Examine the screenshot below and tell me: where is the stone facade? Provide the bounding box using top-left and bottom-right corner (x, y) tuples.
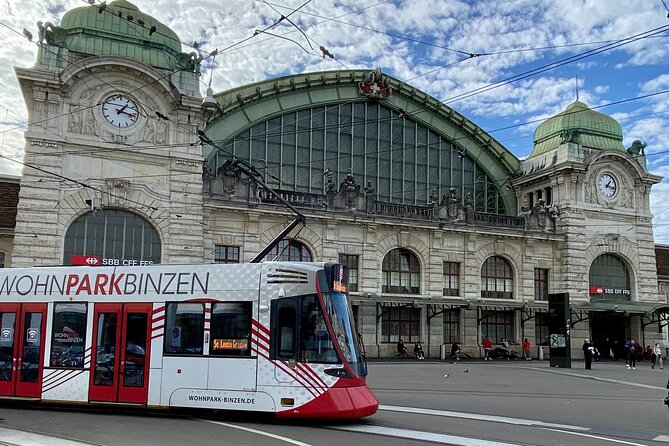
(5, 1), (668, 363)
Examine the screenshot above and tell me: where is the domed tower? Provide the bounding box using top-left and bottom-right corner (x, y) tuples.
(530, 100), (626, 156)
(516, 99), (663, 348)
(12, 0), (206, 267)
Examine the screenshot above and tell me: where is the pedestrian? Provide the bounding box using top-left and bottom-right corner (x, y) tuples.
(582, 338), (593, 370)
(413, 341), (425, 360)
(449, 342), (461, 361)
(627, 339), (637, 369)
(396, 338), (408, 359)
(645, 345), (654, 361)
(653, 342), (664, 370)
(624, 338), (632, 366)
(482, 336), (492, 361)
(522, 338), (532, 361)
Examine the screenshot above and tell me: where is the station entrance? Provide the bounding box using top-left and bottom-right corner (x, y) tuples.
(590, 312), (628, 360)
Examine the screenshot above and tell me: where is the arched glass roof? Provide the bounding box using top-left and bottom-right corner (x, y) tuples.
(204, 70), (519, 215)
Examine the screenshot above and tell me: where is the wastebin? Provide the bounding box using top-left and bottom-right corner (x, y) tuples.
(538, 346), (544, 361)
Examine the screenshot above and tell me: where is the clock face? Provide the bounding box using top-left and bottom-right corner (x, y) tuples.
(101, 94), (139, 128)
(598, 173), (617, 198)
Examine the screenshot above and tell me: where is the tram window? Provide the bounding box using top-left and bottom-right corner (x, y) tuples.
(50, 303), (87, 368)
(163, 303), (204, 355)
(210, 302), (251, 356)
(300, 296), (338, 364)
(271, 298), (297, 359)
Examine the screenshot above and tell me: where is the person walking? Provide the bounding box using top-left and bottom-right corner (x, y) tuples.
(653, 343), (664, 370)
(582, 339), (593, 370)
(522, 338), (532, 361)
(627, 339), (637, 369)
(482, 336), (492, 361)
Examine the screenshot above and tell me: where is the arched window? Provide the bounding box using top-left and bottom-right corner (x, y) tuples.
(382, 248), (420, 294)
(210, 103), (508, 214)
(264, 240), (312, 262)
(63, 209), (161, 265)
(589, 254), (630, 301)
(481, 256), (513, 299)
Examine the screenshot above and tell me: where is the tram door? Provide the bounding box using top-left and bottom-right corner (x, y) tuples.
(89, 303), (151, 404)
(0, 303), (47, 398)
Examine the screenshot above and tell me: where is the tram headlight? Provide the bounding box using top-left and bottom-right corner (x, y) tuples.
(324, 367), (351, 379)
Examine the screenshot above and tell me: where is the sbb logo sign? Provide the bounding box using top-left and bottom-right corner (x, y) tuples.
(71, 255), (101, 266)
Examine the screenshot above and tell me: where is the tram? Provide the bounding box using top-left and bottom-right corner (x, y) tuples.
(0, 261), (378, 419)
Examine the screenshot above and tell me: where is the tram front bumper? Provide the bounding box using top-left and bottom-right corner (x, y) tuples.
(276, 384), (378, 419)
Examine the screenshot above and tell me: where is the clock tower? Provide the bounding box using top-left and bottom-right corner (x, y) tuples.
(12, 0), (207, 267)
(515, 100), (662, 344)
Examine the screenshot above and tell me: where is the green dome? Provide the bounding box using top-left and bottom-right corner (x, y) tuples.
(59, 0), (184, 71)
(529, 100), (626, 158)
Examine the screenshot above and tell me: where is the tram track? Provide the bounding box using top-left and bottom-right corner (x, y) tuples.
(372, 387), (652, 401)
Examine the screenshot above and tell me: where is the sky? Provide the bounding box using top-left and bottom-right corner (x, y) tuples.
(0, 0), (668, 241)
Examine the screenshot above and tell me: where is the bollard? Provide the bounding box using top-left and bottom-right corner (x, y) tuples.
(538, 346), (544, 361)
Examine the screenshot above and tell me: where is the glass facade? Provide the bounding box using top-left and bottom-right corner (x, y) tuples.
(534, 268), (549, 301)
(481, 256), (513, 299)
(480, 310), (514, 344)
(63, 209), (161, 265)
(209, 103), (507, 213)
(442, 309), (460, 343)
(380, 307), (421, 343)
(338, 254), (359, 292)
(589, 254), (631, 302)
(443, 262), (460, 296)
(535, 312), (549, 346)
(382, 248), (420, 294)
(214, 245), (240, 263)
(264, 239), (312, 262)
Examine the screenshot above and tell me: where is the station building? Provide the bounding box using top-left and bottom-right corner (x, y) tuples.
(3, 0), (668, 359)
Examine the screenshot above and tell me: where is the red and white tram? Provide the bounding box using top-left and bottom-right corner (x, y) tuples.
(0, 262), (378, 419)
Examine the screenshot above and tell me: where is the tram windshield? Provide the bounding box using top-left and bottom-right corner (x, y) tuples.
(321, 293), (367, 377)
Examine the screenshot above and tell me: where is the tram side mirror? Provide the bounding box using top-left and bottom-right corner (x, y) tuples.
(259, 304), (269, 313)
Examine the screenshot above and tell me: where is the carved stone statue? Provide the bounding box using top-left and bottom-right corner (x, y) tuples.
(520, 200), (531, 229)
(37, 21), (67, 45)
(325, 171), (336, 207)
(627, 140), (647, 156)
(175, 51), (204, 73)
(561, 129), (580, 144)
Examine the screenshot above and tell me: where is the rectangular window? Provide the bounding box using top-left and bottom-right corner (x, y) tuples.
(50, 303), (87, 368)
(443, 262), (460, 296)
(163, 303), (204, 355)
(214, 245), (240, 264)
(210, 302), (251, 356)
(0, 251), (4, 268)
(442, 309), (460, 343)
(480, 310), (514, 345)
(380, 307), (421, 343)
(534, 268), (549, 301)
(338, 254), (359, 292)
(535, 313), (550, 346)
